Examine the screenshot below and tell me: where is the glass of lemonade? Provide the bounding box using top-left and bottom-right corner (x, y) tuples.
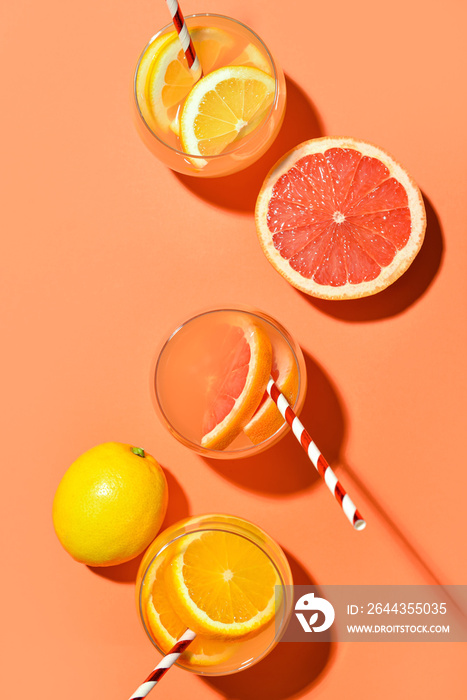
(153, 307), (307, 459)
(134, 14), (286, 177)
(136, 514), (294, 675)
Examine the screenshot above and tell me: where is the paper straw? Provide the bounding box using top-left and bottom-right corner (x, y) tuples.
(129, 629), (196, 699)
(267, 378), (366, 531)
(165, 0), (202, 78)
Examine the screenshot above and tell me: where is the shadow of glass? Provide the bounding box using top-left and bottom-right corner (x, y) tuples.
(87, 469), (190, 584)
(202, 351), (346, 496)
(173, 75), (324, 212)
(301, 193), (444, 322)
(201, 550), (336, 700)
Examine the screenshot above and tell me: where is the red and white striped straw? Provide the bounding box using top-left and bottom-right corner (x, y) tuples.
(165, 0), (202, 78)
(267, 378), (366, 531)
(129, 628), (196, 699)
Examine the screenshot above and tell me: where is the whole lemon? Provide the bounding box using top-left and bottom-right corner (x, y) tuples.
(52, 442), (168, 567)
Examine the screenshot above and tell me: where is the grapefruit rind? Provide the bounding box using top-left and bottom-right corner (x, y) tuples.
(201, 317), (273, 451)
(244, 354), (299, 444)
(255, 136), (427, 300)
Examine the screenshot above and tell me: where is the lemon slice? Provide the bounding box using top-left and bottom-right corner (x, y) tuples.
(136, 32), (176, 134)
(144, 27), (234, 134)
(179, 65), (275, 157)
(166, 530), (280, 639)
(228, 42), (273, 75)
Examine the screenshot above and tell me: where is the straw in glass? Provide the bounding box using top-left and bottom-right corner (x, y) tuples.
(267, 378), (366, 531)
(165, 0), (202, 79)
(129, 628), (196, 699)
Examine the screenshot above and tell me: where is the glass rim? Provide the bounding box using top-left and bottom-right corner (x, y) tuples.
(138, 520), (292, 674)
(133, 13), (281, 160)
(153, 307), (303, 456)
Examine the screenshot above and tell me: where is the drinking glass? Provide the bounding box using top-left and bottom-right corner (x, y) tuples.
(153, 307), (307, 459)
(133, 14), (286, 177)
(136, 514), (294, 675)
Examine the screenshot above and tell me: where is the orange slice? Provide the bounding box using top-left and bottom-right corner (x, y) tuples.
(141, 555), (235, 667)
(201, 316), (272, 450)
(166, 531), (280, 639)
(244, 345), (299, 444)
(255, 137), (426, 299)
(180, 66), (275, 157)
(143, 27), (234, 134)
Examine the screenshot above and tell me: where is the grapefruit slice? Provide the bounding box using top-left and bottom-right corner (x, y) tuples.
(141, 555), (235, 666)
(255, 137), (426, 299)
(244, 344), (299, 444)
(201, 316), (272, 450)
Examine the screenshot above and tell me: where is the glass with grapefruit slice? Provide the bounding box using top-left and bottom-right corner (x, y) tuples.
(133, 14), (286, 177)
(136, 513), (293, 675)
(153, 307), (307, 458)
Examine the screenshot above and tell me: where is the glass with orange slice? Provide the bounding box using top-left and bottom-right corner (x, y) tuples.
(133, 14), (286, 177)
(153, 307), (307, 458)
(136, 513), (294, 675)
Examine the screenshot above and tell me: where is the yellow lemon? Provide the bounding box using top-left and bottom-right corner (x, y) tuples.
(52, 442), (168, 567)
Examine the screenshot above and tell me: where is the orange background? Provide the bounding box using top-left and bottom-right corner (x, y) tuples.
(1, 0), (466, 697)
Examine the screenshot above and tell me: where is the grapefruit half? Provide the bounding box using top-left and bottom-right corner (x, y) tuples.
(255, 137), (426, 299)
(201, 316), (272, 450)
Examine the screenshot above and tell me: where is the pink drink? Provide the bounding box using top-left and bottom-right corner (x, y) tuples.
(154, 308), (307, 458)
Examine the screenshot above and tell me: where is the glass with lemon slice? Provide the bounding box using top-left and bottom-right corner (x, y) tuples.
(153, 307), (307, 459)
(134, 14), (286, 176)
(136, 514), (293, 674)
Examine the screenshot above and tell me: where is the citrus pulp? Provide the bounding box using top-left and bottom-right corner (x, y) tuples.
(201, 315), (272, 450)
(166, 530), (280, 639)
(255, 136), (426, 299)
(141, 555), (235, 666)
(180, 65), (275, 157)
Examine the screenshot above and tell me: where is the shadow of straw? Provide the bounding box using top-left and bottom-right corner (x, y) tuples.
(342, 460), (467, 625)
(202, 349), (346, 496)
